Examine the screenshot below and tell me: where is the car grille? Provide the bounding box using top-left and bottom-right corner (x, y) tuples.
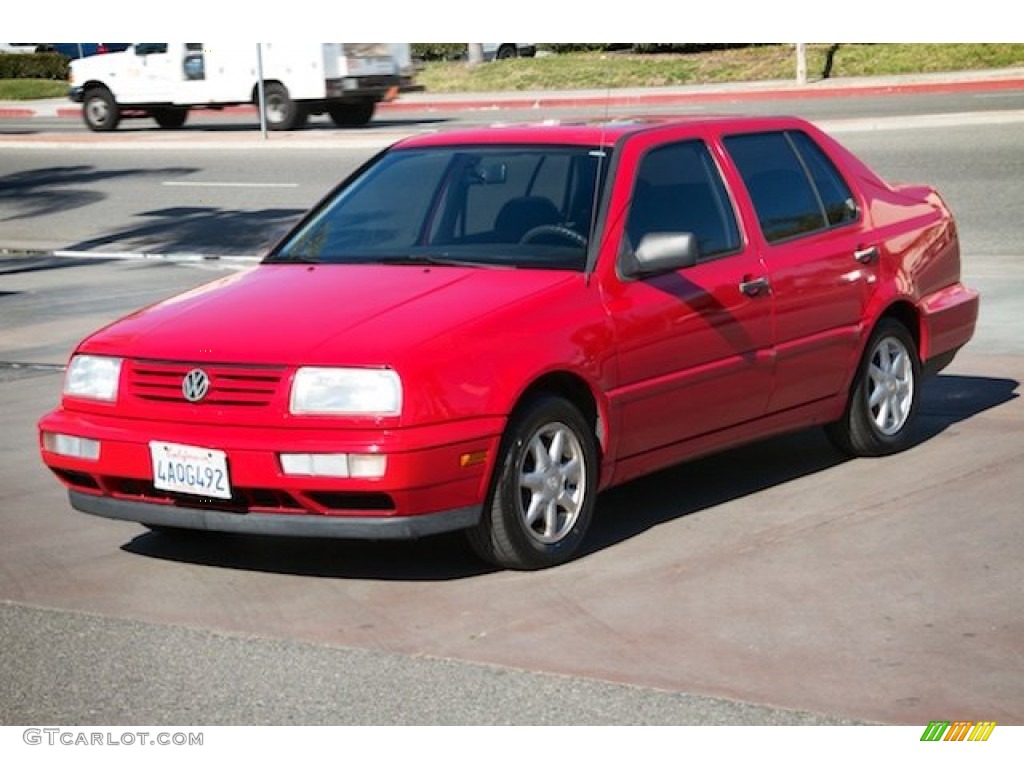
(126, 360), (286, 407)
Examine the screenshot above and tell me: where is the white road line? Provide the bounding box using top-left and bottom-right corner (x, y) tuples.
(52, 250), (260, 263)
(820, 109), (1024, 134)
(161, 181), (300, 188)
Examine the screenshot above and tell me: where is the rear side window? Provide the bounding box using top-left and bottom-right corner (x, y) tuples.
(625, 140), (740, 260)
(724, 131), (858, 243)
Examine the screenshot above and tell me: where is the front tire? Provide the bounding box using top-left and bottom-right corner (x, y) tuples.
(262, 83), (307, 130)
(83, 87), (120, 132)
(826, 319), (921, 457)
(467, 396), (598, 570)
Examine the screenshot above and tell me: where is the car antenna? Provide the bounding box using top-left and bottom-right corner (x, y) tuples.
(584, 90), (611, 286)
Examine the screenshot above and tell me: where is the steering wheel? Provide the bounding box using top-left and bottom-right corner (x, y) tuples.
(519, 224), (587, 248)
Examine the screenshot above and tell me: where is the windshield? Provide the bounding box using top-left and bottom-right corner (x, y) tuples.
(269, 145), (610, 270)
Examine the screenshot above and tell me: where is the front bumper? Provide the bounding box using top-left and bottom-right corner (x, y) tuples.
(71, 490), (481, 539)
(68, 86), (84, 103)
(324, 75), (400, 101)
(40, 407), (503, 539)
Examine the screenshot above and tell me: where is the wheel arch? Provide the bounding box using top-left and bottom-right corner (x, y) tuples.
(251, 79), (285, 103)
(876, 300), (922, 359)
(82, 80), (115, 98)
(509, 371), (607, 460)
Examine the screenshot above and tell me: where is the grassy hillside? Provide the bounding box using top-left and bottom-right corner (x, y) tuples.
(416, 43), (1024, 92)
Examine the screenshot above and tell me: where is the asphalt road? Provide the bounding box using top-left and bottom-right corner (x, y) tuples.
(1, 88), (1022, 726)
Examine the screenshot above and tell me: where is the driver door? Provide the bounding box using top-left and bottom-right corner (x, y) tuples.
(604, 136), (775, 460)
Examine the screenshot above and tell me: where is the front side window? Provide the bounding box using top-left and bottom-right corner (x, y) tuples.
(724, 130), (858, 243)
(270, 145), (609, 271)
(624, 140), (741, 260)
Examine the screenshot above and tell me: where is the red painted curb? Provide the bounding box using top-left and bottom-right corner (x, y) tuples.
(378, 78), (1024, 113)
(0, 108), (34, 117)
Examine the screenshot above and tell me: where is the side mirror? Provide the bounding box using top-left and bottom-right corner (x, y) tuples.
(620, 232), (699, 279)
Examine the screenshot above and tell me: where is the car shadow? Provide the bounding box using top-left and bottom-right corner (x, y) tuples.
(122, 529), (497, 581)
(121, 373), (1018, 580)
(583, 373), (1018, 557)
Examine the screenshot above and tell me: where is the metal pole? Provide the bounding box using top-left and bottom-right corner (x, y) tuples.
(795, 43), (808, 86)
(256, 43), (267, 139)
(467, 43), (484, 66)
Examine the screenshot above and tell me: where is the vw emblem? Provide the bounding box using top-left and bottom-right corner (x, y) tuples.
(182, 369), (211, 403)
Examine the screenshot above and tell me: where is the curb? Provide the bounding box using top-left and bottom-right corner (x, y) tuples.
(379, 77), (1024, 112)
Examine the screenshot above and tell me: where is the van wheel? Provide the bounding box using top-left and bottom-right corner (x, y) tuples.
(262, 83), (307, 130)
(467, 396), (598, 570)
(826, 319), (921, 457)
(496, 44), (518, 60)
(328, 101), (375, 127)
(83, 87), (120, 132)
(152, 108), (188, 129)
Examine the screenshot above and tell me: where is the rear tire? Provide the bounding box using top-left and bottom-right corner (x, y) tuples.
(83, 87), (120, 132)
(152, 108), (188, 129)
(467, 396), (598, 570)
(328, 101), (375, 127)
(495, 44), (517, 60)
(826, 319), (921, 457)
(142, 524), (194, 538)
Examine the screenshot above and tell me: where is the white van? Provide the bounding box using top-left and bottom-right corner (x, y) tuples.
(69, 43), (403, 131)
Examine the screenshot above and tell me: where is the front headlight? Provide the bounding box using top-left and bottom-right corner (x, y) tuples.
(63, 355), (123, 402)
(290, 367), (402, 416)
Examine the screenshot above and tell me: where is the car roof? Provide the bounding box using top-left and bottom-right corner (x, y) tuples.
(392, 115), (810, 149)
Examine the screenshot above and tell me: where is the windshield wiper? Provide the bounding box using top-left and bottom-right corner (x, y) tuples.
(264, 253), (319, 264)
(383, 254), (510, 269)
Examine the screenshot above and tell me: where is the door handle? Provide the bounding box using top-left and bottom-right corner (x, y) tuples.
(739, 276), (770, 297)
(854, 245), (879, 264)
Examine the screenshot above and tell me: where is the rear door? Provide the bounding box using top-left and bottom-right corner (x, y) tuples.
(722, 129), (876, 413)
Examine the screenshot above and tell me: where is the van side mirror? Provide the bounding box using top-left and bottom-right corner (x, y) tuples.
(620, 232), (699, 279)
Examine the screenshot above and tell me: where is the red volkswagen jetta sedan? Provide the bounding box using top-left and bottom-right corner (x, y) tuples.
(39, 117), (979, 569)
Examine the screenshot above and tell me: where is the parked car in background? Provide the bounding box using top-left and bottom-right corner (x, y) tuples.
(483, 43), (537, 60)
(39, 116), (978, 570)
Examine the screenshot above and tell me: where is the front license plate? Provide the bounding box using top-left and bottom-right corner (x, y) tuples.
(150, 441), (232, 499)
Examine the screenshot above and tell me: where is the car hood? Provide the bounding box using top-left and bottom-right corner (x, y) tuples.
(78, 263), (579, 366)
